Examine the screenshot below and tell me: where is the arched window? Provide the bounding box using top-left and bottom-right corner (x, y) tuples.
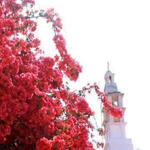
(109, 75), (112, 83)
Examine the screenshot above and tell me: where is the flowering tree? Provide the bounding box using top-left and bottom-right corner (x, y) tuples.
(0, 0), (123, 149)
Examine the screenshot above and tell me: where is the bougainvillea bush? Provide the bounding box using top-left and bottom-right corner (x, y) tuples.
(0, 0), (123, 149)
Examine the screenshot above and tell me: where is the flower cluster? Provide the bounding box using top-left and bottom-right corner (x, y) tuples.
(81, 83), (123, 119)
(0, 0), (123, 150)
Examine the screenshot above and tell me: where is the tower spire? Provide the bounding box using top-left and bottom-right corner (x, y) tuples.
(107, 62), (110, 71)
(104, 65), (118, 94)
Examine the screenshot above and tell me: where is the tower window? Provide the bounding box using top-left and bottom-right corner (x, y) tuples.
(109, 76), (112, 82)
(112, 101), (118, 106)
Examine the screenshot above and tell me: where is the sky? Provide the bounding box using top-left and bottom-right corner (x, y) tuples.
(35, 0), (150, 150)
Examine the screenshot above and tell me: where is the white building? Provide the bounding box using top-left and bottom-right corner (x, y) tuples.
(103, 68), (134, 150)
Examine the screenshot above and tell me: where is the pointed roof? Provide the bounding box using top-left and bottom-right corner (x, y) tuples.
(104, 64), (119, 94)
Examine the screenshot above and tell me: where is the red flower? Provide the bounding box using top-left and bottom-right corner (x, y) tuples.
(0, 1), (123, 149)
(36, 138), (51, 150)
(75, 97), (92, 114)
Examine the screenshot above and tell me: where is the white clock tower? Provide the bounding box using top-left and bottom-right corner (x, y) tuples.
(103, 66), (134, 150)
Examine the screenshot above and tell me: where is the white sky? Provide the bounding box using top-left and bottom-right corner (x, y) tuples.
(36, 0), (150, 150)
